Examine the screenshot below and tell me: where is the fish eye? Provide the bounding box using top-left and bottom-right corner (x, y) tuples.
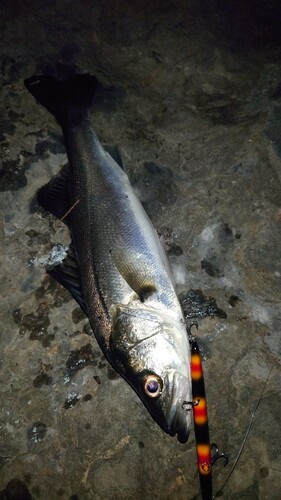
(142, 374), (163, 398)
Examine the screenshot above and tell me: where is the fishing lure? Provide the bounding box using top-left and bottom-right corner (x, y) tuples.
(183, 325), (228, 500)
(190, 335), (213, 500)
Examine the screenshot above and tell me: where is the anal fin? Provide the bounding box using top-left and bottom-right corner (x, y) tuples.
(48, 244), (87, 315)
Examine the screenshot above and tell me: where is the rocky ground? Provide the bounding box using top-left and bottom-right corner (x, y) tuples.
(0, 1), (281, 499)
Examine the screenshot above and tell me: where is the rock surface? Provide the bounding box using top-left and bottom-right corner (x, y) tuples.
(0, 1), (281, 499)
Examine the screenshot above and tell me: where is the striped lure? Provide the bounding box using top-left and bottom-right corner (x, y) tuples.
(190, 337), (212, 500)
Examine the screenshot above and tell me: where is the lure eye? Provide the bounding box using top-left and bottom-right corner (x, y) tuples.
(142, 374), (163, 398)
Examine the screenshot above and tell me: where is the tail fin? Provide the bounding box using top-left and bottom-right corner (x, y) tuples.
(24, 74), (97, 127)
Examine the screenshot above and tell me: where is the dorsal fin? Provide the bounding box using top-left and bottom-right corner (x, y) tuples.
(104, 145), (124, 170)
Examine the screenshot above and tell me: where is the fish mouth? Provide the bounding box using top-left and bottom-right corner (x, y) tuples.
(165, 371), (192, 443)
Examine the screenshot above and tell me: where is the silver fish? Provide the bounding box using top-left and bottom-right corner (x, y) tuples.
(24, 74), (192, 442)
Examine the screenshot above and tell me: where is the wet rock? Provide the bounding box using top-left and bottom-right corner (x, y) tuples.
(82, 394), (92, 402)
(25, 229), (50, 247)
(107, 365), (120, 380)
(259, 466), (269, 478)
(27, 422), (47, 443)
(19, 310), (51, 344)
(0, 159), (27, 191)
(71, 307), (86, 324)
(201, 257), (224, 278)
(34, 137), (65, 158)
(33, 367), (53, 388)
(33, 372), (53, 387)
(65, 343), (100, 379)
(180, 288), (227, 319)
(166, 242), (183, 256)
(34, 275), (72, 308)
(63, 393), (81, 409)
(12, 308), (22, 325)
(82, 321), (93, 336)
(228, 295), (241, 307)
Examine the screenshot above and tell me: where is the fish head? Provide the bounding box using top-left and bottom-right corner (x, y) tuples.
(111, 305), (192, 443)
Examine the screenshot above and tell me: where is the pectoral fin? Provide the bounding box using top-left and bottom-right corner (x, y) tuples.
(112, 248), (158, 303)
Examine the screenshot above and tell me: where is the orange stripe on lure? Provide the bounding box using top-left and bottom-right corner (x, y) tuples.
(191, 353), (202, 380)
(193, 397), (208, 425)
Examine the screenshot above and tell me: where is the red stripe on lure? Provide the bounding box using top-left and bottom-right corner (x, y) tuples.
(190, 337), (212, 500)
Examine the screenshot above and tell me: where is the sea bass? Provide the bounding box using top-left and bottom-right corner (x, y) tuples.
(24, 74), (192, 442)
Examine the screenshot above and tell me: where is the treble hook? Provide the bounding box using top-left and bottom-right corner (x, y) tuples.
(186, 321), (199, 342)
(182, 399), (200, 411)
(189, 321), (199, 330)
(211, 442), (229, 467)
